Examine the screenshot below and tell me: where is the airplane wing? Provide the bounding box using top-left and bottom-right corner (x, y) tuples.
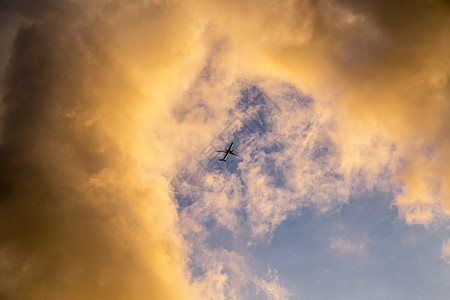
(216, 150), (227, 153)
(230, 151), (237, 156)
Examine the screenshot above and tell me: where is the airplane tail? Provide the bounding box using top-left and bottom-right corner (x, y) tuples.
(219, 158), (227, 162)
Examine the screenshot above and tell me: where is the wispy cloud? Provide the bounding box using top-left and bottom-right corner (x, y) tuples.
(330, 236), (369, 257)
(442, 239), (450, 264)
(255, 267), (291, 300)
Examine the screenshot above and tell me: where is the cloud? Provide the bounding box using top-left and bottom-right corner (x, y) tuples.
(169, 0), (449, 292)
(254, 0), (450, 225)
(255, 267), (291, 300)
(442, 239), (450, 264)
(190, 248), (252, 300)
(0, 1), (203, 299)
(330, 236), (368, 257)
(1, 0), (449, 298)
(182, 0), (450, 225)
(175, 81), (390, 297)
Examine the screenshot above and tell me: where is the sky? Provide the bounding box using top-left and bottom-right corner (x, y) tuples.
(0, 0), (449, 299)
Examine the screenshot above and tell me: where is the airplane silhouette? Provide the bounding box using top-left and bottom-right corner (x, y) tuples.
(216, 142), (237, 162)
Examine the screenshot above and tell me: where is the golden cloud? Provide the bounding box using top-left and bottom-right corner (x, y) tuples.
(1, 0), (449, 298)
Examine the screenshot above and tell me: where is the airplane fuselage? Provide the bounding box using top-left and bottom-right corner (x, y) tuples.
(221, 152), (230, 161)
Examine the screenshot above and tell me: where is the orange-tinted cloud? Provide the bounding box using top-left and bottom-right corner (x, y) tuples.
(188, 0), (450, 225)
(1, 0), (449, 298)
(0, 1), (200, 299)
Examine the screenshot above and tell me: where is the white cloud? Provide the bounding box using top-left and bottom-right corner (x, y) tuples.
(330, 235), (369, 257)
(442, 239), (450, 264)
(190, 249), (250, 300)
(255, 267), (292, 300)
(175, 79), (395, 298)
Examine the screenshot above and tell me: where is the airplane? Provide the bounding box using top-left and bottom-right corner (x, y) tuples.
(217, 142), (237, 162)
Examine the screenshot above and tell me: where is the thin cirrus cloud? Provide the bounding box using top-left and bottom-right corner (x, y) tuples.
(0, 0), (449, 299)
(442, 239), (450, 264)
(330, 236), (368, 257)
